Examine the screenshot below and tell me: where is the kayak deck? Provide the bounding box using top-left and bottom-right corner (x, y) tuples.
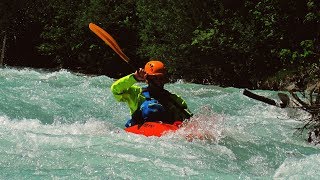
(125, 121), (181, 137)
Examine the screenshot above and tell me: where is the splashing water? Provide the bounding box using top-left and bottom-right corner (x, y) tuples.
(0, 67), (319, 179)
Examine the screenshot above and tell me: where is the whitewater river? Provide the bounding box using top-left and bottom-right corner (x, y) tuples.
(0, 68), (319, 179)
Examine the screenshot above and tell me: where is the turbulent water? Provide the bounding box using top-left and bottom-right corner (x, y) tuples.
(0, 67), (319, 179)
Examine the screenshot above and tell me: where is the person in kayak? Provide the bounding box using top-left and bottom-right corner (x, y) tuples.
(111, 60), (193, 127)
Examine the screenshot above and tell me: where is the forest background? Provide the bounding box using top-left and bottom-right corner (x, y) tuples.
(1, 0), (319, 90)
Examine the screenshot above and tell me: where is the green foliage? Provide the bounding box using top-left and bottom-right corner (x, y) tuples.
(191, 20), (223, 51)
(0, 0), (319, 87)
(136, 0), (196, 58)
(279, 49), (292, 62)
(279, 40), (317, 64)
(0, 0), (32, 35)
(136, 0), (229, 80)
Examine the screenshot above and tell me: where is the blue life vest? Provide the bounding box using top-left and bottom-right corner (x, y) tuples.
(140, 90), (166, 122)
(125, 88), (168, 127)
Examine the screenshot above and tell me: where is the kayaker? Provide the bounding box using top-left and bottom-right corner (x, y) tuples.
(111, 60), (193, 127)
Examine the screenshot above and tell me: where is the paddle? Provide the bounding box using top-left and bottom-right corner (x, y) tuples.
(89, 23), (130, 63)
(89, 23), (192, 118)
(243, 89), (290, 108)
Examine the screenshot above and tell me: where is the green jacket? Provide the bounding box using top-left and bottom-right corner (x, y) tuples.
(110, 74), (192, 121)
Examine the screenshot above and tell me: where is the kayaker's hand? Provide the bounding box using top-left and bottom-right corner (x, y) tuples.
(134, 68), (147, 81)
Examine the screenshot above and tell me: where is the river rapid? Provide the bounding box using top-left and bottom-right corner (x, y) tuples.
(0, 68), (319, 179)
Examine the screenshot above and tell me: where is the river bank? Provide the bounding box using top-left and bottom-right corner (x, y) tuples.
(258, 63), (320, 91)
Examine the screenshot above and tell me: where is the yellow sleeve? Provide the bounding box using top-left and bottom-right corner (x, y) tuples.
(110, 74), (143, 114)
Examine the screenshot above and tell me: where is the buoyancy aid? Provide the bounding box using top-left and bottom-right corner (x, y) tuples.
(126, 87), (172, 127)
(140, 89), (168, 122)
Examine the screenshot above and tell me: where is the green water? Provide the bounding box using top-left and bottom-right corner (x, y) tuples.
(0, 67), (319, 179)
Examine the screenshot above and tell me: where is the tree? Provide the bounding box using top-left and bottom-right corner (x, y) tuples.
(136, 0), (215, 80)
(0, 0), (28, 66)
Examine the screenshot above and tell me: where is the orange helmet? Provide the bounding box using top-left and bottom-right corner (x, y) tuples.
(144, 60), (166, 76)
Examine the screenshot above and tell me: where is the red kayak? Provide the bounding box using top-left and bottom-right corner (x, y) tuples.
(125, 121), (182, 137)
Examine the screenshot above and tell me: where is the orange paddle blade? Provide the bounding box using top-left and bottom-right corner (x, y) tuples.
(89, 23), (130, 63)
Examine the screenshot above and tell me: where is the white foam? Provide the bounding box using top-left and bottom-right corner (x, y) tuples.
(173, 106), (224, 143)
(274, 154), (320, 178)
(0, 115), (114, 136)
